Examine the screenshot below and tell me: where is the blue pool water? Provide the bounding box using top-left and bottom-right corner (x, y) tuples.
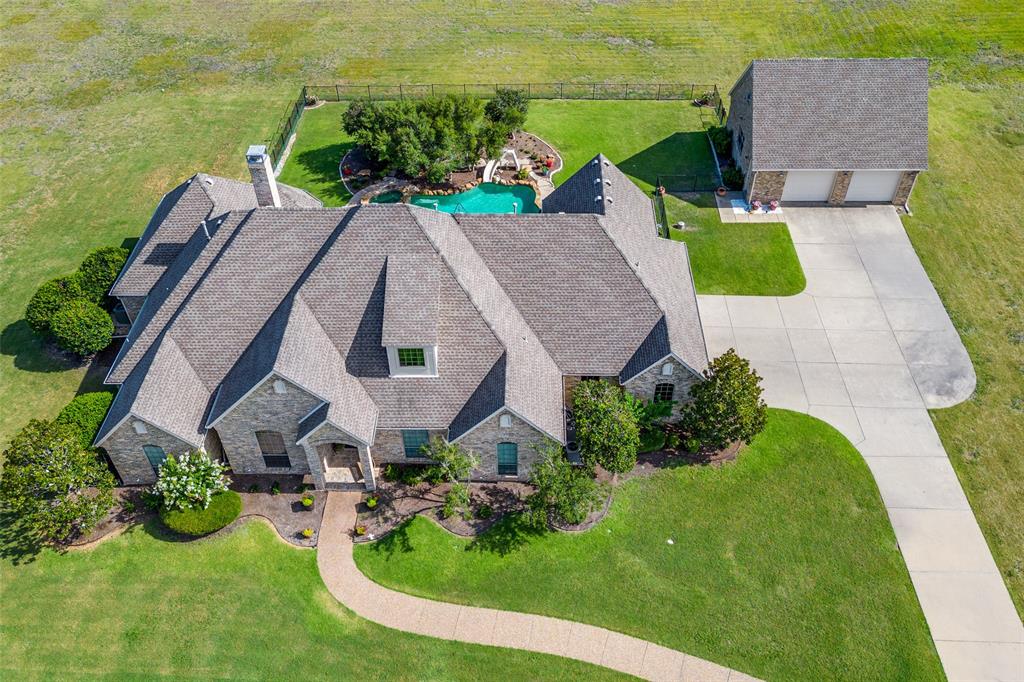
(409, 183), (539, 214)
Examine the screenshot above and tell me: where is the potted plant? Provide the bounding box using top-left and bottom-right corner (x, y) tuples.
(716, 186), (728, 197)
(365, 495), (378, 509)
(769, 200), (780, 211)
(656, 185), (667, 196)
(301, 494), (314, 510)
(342, 165), (353, 177)
(301, 527), (314, 539)
(355, 525), (367, 536)
(750, 199), (763, 213)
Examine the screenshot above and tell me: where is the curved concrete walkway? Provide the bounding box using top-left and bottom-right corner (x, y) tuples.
(318, 492), (762, 682)
(698, 206), (1022, 682)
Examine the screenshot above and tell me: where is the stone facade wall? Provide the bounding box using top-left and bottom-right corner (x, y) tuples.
(370, 428), (449, 463)
(726, 68), (754, 177)
(215, 375), (321, 476)
(304, 422), (375, 489)
(457, 411), (549, 481)
(828, 171), (853, 205)
(623, 357), (702, 420)
(101, 419), (194, 485)
(892, 171), (919, 206)
(119, 296), (146, 323)
(749, 171), (787, 203)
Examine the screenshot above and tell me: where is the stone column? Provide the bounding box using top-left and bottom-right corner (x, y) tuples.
(245, 144), (281, 208)
(750, 171), (787, 203)
(892, 171), (920, 206)
(828, 171), (852, 205)
(302, 442), (326, 490)
(358, 446), (377, 491)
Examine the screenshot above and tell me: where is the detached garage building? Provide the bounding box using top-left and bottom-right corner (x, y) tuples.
(726, 58), (928, 207)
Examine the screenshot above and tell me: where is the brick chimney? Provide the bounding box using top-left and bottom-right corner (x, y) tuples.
(245, 144), (281, 208)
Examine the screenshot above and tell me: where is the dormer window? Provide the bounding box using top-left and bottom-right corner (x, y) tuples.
(397, 348), (425, 367)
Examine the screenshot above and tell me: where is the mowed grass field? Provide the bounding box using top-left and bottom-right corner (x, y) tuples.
(355, 410), (943, 681)
(1, 0), (1022, 672)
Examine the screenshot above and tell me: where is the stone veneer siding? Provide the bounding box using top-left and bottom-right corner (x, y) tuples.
(215, 375), (320, 476)
(457, 411), (549, 481)
(119, 296), (146, 323)
(726, 67), (754, 178)
(892, 171), (919, 206)
(749, 171), (787, 204)
(623, 357), (701, 420)
(371, 428), (449, 463)
(828, 171), (853, 205)
(101, 419), (195, 485)
(303, 422), (375, 490)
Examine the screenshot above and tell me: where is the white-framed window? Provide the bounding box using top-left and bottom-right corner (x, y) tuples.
(273, 379), (287, 394)
(499, 414), (512, 428)
(661, 363), (674, 376)
(133, 420), (148, 435)
(386, 345), (438, 377)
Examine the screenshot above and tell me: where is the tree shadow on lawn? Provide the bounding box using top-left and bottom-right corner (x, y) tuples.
(617, 132), (715, 190)
(0, 320), (86, 374)
(0, 509), (44, 565)
(292, 141), (354, 204)
(365, 518), (413, 558)
(466, 513), (542, 557)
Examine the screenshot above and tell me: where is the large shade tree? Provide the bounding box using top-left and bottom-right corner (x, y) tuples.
(0, 420), (115, 543)
(572, 380), (641, 475)
(682, 348), (768, 450)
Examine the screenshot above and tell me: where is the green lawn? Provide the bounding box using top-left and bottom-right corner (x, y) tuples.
(276, 105), (354, 207)
(355, 410), (943, 682)
(0, 517), (620, 680)
(666, 194), (805, 295)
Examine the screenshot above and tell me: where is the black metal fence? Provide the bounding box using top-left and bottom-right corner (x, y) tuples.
(305, 82), (720, 103)
(657, 173), (721, 194)
(265, 82), (725, 167)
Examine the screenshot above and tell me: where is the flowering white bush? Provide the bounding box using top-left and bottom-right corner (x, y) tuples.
(152, 451), (229, 511)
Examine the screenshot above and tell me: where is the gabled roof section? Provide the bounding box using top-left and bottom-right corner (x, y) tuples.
(381, 252), (440, 347)
(595, 160), (709, 376)
(111, 173), (322, 298)
(411, 207), (564, 442)
(455, 212), (663, 375)
(542, 155), (608, 215)
(744, 58), (929, 171)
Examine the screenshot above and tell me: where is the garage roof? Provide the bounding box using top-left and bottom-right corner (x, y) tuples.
(739, 58), (929, 171)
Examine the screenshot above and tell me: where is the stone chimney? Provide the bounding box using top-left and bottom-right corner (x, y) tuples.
(245, 144), (281, 208)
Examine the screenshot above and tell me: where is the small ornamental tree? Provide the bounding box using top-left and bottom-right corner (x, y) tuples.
(0, 420), (116, 543)
(152, 452), (229, 511)
(572, 380), (640, 475)
(422, 438), (479, 520)
(49, 299), (114, 356)
(682, 349), (768, 450)
(525, 441), (604, 528)
(484, 88), (529, 133)
(77, 246), (129, 303)
(54, 391), (115, 449)
(24, 274), (85, 334)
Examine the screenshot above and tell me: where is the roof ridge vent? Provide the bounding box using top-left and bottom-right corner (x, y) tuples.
(593, 178), (601, 185)
(200, 219), (210, 240)
(594, 195), (603, 202)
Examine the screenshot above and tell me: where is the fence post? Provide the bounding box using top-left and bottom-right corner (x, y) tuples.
(399, 84), (403, 100)
(625, 83), (629, 100)
(367, 84), (372, 101)
(592, 83), (596, 99)
(559, 82), (563, 99)
(527, 83), (531, 98)
(657, 84), (661, 100)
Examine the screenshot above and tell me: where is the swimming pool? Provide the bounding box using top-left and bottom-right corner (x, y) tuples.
(409, 183), (539, 214)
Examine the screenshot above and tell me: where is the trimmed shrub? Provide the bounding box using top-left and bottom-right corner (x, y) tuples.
(153, 451), (230, 511)
(49, 299), (114, 356)
(682, 349), (768, 450)
(77, 246), (129, 304)
(54, 391), (115, 449)
(707, 125), (731, 158)
(159, 490), (241, 536)
(722, 167), (744, 191)
(24, 274), (85, 334)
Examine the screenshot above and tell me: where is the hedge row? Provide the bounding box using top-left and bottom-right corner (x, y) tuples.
(24, 246), (128, 357)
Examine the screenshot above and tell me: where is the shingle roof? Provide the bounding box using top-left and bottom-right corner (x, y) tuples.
(741, 58), (929, 170)
(110, 173), (321, 298)
(381, 253), (440, 347)
(456, 213), (663, 375)
(101, 157), (707, 449)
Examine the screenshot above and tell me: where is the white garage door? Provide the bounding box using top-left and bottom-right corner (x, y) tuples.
(781, 171), (836, 202)
(845, 171), (901, 202)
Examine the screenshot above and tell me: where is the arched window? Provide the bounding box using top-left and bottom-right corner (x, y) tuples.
(255, 430), (290, 468)
(497, 442), (518, 476)
(654, 383), (675, 403)
(142, 444), (166, 472)
(499, 414), (513, 428)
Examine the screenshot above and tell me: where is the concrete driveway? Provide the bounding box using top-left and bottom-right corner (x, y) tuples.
(698, 206), (1022, 682)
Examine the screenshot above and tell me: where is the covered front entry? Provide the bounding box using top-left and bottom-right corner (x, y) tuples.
(318, 443), (366, 488)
